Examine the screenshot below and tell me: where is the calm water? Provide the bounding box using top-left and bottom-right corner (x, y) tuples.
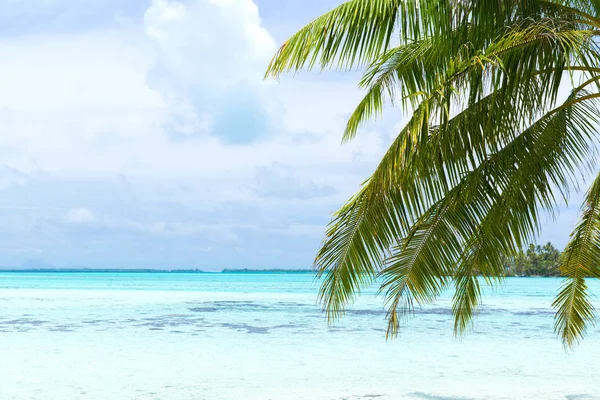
(0, 273), (599, 400)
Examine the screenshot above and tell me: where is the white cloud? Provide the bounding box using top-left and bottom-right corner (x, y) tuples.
(254, 162), (335, 199)
(0, 165), (28, 189)
(66, 208), (96, 223)
(144, 0), (277, 142)
(0, 28), (166, 175)
(0, 0), (397, 268)
(0, 0), (387, 182)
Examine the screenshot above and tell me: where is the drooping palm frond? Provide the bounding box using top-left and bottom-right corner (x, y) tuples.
(345, 16), (600, 141)
(316, 76), (600, 325)
(267, 0), (600, 348)
(450, 89), (600, 335)
(264, 0), (457, 77)
(314, 184), (407, 319)
(381, 89), (600, 337)
(264, 0), (600, 78)
(553, 172), (600, 348)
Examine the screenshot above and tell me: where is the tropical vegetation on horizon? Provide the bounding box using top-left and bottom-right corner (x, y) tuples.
(505, 243), (563, 277)
(266, 0), (600, 349)
(224, 243), (565, 276)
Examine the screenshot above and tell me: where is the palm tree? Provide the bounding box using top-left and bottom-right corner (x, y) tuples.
(265, 0), (600, 349)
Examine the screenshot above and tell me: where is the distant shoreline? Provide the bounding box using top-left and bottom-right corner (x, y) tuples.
(0, 268), (316, 274)
(0, 269), (562, 277)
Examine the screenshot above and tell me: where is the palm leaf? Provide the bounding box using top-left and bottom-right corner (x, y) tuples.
(264, 0), (457, 78)
(553, 172), (600, 349)
(381, 89), (600, 337)
(267, 0), (600, 347)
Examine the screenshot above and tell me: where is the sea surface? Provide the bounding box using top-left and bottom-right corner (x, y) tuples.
(0, 273), (599, 400)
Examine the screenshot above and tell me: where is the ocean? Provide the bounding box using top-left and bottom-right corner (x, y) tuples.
(0, 273), (598, 400)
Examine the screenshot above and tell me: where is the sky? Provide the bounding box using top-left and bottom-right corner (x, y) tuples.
(0, 0), (587, 270)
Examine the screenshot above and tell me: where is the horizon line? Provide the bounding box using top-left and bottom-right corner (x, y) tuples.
(0, 268), (316, 274)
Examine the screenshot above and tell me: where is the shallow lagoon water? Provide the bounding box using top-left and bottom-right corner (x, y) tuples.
(0, 273), (599, 400)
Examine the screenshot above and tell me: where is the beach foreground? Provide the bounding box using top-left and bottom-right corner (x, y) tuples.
(0, 273), (599, 400)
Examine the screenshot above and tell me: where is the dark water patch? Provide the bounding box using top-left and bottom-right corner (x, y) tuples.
(135, 315), (212, 330)
(140, 321), (167, 328)
(420, 308), (454, 316)
(566, 395), (600, 400)
(422, 307), (514, 316)
(146, 313), (192, 319)
(277, 301), (307, 307)
(424, 307), (503, 316)
(271, 324), (297, 329)
(218, 323), (270, 334)
(487, 307), (511, 313)
(2, 318), (47, 327)
(513, 310), (554, 316)
(408, 392), (476, 400)
(327, 326), (366, 333)
(272, 323), (307, 329)
(82, 319), (106, 325)
(346, 309), (386, 316)
(519, 327), (545, 332)
(347, 307), (460, 317)
(138, 314), (207, 329)
(191, 301), (272, 311)
(189, 307), (219, 313)
(149, 327), (163, 331)
(48, 325), (77, 332)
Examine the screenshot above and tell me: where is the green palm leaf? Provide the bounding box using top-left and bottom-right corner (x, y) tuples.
(553, 172), (600, 348)
(267, 0), (600, 348)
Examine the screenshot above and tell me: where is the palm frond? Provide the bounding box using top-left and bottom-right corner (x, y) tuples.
(315, 185), (407, 320)
(264, 0), (458, 78)
(267, 0), (600, 346)
(381, 89), (600, 337)
(553, 172), (600, 349)
(345, 16), (600, 141)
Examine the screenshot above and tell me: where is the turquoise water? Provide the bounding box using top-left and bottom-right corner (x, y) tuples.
(0, 273), (599, 400)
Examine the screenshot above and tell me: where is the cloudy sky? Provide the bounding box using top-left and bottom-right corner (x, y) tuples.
(0, 0), (584, 270)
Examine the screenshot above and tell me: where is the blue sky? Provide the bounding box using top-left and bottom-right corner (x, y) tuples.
(0, 0), (585, 270)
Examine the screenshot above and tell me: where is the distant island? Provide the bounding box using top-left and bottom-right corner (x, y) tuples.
(224, 243), (564, 276)
(0, 268), (209, 273)
(221, 269), (313, 274)
(503, 242), (562, 277)
(0, 267), (315, 274)
(0, 243), (564, 276)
